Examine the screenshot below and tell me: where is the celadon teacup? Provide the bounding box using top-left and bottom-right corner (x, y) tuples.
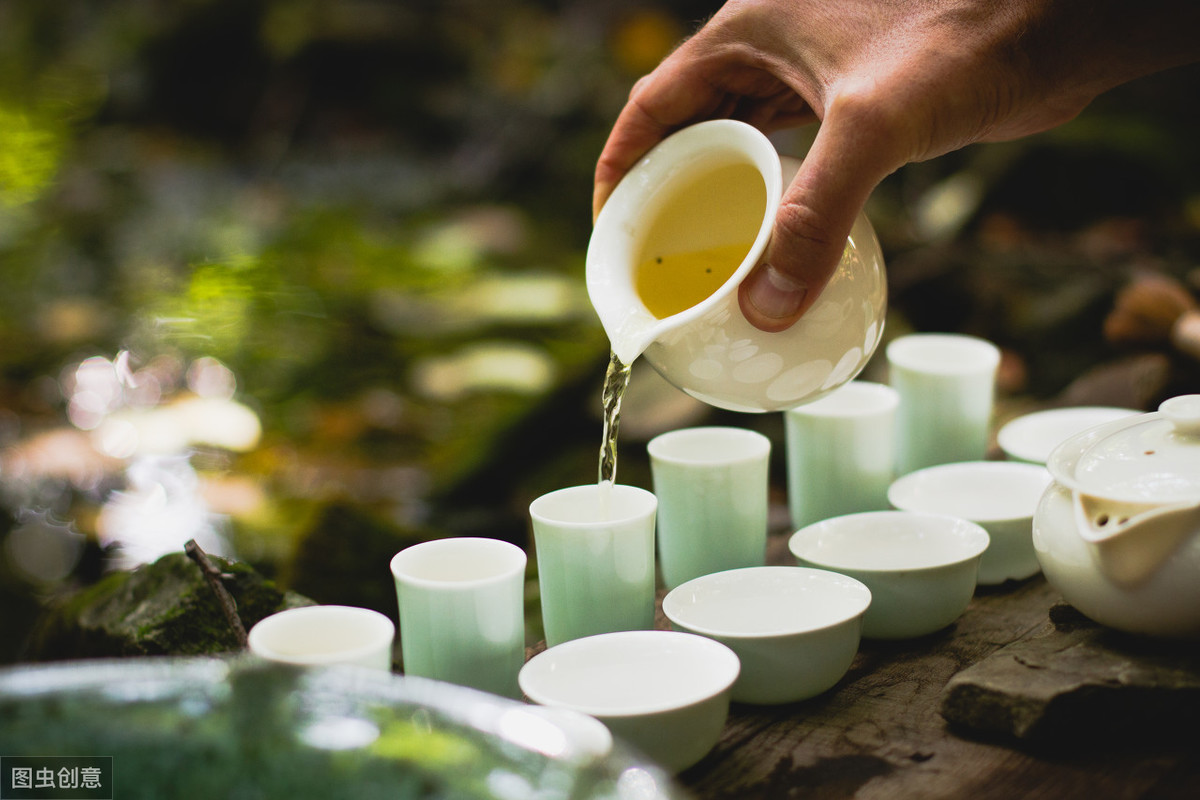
(886, 333), (1000, 475)
(648, 426), (770, 589)
(529, 483), (657, 647)
(390, 537), (527, 698)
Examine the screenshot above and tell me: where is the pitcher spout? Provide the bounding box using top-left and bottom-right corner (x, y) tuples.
(606, 313), (667, 368)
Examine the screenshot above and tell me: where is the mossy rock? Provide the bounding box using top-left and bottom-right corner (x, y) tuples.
(26, 551), (314, 660)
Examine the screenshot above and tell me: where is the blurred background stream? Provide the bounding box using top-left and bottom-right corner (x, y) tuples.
(1, 0), (1197, 660)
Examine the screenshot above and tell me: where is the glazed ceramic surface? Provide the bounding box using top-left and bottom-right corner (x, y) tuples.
(1033, 395), (1200, 638)
(886, 333), (1001, 474)
(390, 537), (526, 698)
(248, 605), (394, 671)
(785, 380), (899, 527)
(648, 426), (770, 589)
(887, 461), (1052, 585)
(789, 511), (989, 639)
(518, 630), (740, 773)
(997, 406), (1139, 464)
(0, 657), (686, 799)
(528, 484), (658, 646)
(661, 566), (869, 705)
(587, 119), (886, 413)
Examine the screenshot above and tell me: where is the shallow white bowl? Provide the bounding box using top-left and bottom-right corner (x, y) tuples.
(518, 630), (739, 773)
(997, 406), (1139, 464)
(789, 511), (989, 639)
(887, 461), (1052, 585)
(661, 566), (870, 705)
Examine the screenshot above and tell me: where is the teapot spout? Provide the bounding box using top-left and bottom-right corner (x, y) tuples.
(1074, 493), (1200, 587)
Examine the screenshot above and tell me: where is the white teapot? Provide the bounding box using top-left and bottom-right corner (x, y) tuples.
(586, 120), (887, 413)
(1032, 394), (1200, 638)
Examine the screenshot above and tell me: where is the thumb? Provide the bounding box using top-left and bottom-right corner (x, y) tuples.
(738, 108), (898, 332)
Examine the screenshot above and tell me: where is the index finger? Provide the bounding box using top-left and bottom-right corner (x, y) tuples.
(592, 89), (675, 220)
(592, 57), (732, 219)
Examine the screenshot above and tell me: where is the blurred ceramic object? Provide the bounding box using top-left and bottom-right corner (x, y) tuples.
(789, 511), (989, 639)
(997, 406), (1139, 464)
(587, 119), (887, 413)
(661, 566), (870, 704)
(248, 605), (394, 671)
(1033, 395), (1200, 638)
(0, 657), (686, 799)
(888, 461), (1052, 585)
(519, 630), (739, 773)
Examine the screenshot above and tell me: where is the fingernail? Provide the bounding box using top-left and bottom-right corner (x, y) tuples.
(744, 263), (808, 321)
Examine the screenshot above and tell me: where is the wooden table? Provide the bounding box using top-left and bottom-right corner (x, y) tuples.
(669, 535), (1200, 800)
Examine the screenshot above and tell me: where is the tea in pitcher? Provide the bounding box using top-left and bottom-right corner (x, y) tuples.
(632, 161), (766, 320)
(587, 120), (886, 413)
(635, 242), (755, 319)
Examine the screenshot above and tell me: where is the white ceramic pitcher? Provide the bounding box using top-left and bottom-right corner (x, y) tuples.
(586, 119), (887, 413)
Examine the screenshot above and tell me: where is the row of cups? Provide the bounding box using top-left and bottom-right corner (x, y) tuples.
(243, 331), (1134, 773)
(240, 505), (979, 774)
(791, 330), (1005, 528)
(242, 503), (999, 773)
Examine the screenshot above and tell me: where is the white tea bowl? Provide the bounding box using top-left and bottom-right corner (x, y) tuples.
(887, 461), (1052, 585)
(788, 511), (990, 639)
(518, 630), (739, 773)
(661, 566), (870, 705)
(997, 406), (1139, 464)
(247, 604), (395, 671)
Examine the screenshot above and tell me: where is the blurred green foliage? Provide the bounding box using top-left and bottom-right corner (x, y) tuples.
(0, 0), (705, 642)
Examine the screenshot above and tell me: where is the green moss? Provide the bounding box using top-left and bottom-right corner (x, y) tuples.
(26, 551), (314, 661)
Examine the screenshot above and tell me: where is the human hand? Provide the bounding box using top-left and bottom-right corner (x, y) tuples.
(594, 0), (1198, 332)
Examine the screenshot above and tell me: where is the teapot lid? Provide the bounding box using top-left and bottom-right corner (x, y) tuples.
(1046, 394), (1200, 504)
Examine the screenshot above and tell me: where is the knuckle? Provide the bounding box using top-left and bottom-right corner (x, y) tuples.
(775, 195), (833, 247)
(828, 85), (896, 131)
(628, 74), (654, 100)
(826, 80), (928, 165)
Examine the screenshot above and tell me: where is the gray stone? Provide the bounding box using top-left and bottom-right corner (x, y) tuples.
(940, 603), (1200, 748)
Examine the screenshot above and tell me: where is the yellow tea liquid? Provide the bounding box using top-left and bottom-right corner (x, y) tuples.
(630, 160), (765, 319)
(598, 349), (632, 486)
(635, 241), (754, 319)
